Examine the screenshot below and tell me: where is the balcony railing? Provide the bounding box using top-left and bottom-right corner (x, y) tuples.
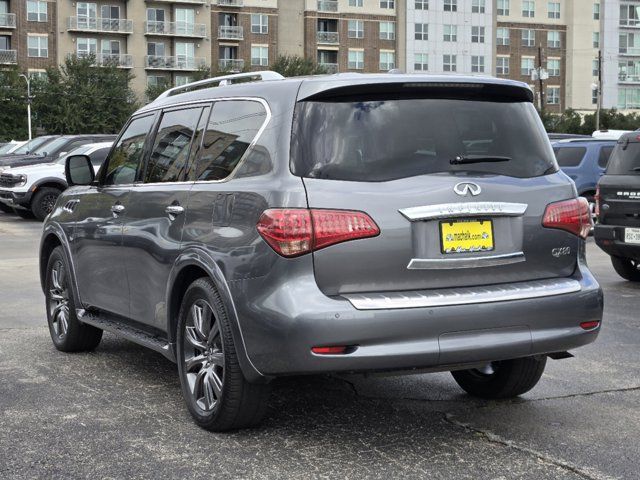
(73, 53), (133, 68)
(145, 21), (206, 37)
(216, 0), (243, 6)
(218, 58), (244, 71)
(319, 62), (338, 73)
(317, 31), (339, 44)
(0, 13), (17, 28)
(620, 47), (640, 56)
(620, 18), (640, 28)
(619, 73), (640, 83)
(0, 49), (17, 64)
(155, 0), (207, 4)
(317, 0), (338, 12)
(218, 25), (243, 39)
(68, 16), (133, 34)
(145, 55), (207, 71)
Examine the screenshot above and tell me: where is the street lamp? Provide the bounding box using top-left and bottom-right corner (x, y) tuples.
(18, 74), (32, 141)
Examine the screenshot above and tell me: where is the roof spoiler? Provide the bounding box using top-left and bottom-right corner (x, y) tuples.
(154, 71), (285, 101)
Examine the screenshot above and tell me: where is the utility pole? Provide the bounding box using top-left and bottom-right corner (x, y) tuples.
(538, 45), (545, 114)
(18, 74), (32, 140)
(595, 49), (602, 131)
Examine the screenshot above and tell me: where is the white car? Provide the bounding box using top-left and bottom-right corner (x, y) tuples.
(0, 142), (112, 220)
(0, 141), (28, 155)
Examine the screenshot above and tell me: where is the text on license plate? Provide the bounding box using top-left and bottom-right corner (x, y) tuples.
(440, 219), (494, 254)
(625, 228), (640, 244)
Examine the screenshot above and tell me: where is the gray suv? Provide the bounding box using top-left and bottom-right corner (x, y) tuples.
(40, 72), (603, 431)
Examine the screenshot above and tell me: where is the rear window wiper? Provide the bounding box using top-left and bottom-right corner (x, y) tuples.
(450, 155), (512, 165)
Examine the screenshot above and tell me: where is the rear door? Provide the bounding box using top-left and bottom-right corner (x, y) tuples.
(291, 89), (577, 296)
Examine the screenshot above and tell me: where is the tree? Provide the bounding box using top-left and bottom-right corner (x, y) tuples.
(271, 55), (327, 77)
(0, 67), (29, 141)
(33, 55), (138, 134)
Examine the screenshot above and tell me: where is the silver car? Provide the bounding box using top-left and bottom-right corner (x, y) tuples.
(40, 72), (603, 431)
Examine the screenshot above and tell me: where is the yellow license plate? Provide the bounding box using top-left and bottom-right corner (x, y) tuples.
(440, 219), (494, 254)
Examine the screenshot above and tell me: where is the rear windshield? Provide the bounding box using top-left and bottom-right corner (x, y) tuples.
(606, 142), (640, 175)
(12, 137), (51, 155)
(34, 137), (68, 155)
(291, 98), (557, 181)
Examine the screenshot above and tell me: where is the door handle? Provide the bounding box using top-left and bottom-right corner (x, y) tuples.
(111, 204), (125, 216)
(165, 205), (185, 216)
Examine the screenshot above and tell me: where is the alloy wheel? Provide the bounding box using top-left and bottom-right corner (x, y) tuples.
(41, 193), (58, 215)
(48, 260), (70, 338)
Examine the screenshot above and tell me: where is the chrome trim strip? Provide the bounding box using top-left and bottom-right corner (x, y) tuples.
(399, 202), (528, 221)
(343, 278), (582, 310)
(407, 251), (526, 269)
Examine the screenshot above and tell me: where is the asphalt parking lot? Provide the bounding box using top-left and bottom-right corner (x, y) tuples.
(1, 213), (639, 480)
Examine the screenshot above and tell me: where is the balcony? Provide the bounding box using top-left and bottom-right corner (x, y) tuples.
(319, 62), (338, 73)
(317, 31), (339, 44)
(145, 21), (206, 38)
(71, 53), (133, 68)
(218, 25), (243, 40)
(620, 47), (640, 56)
(216, 0), (243, 6)
(68, 16), (133, 34)
(317, 0), (338, 12)
(218, 58), (244, 71)
(620, 19), (640, 28)
(0, 13), (16, 29)
(153, 0), (207, 4)
(0, 49), (17, 64)
(619, 73), (640, 83)
(145, 55), (207, 71)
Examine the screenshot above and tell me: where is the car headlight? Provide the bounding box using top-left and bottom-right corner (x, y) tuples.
(16, 174), (27, 187)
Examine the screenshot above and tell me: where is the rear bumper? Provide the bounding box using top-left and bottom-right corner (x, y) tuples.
(0, 189), (31, 209)
(230, 258), (603, 377)
(594, 224), (640, 260)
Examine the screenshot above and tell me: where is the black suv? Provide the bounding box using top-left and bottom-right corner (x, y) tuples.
(595, 132), (640, 281)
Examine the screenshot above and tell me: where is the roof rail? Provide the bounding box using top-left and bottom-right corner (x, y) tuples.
(154, 70), (285, 101)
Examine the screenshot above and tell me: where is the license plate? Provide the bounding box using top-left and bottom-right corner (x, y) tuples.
(624, 227), (640, 244)
(440, 219), (494, 254)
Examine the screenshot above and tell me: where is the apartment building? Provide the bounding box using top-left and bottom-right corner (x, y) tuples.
(405, 0), (494, 76)
(0, 0), (57, 74)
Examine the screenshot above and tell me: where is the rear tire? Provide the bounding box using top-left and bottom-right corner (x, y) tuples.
(611, 256), (640, 282)
(176, 277), (271, 431)
(451, 356), (547, 399)
(32, 187), (61, 221)
(45, 246), (103, 352)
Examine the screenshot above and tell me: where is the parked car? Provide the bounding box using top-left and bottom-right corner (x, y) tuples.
(0, 140), (28, 155)
(0, 142), (112, 220)
(40, 72), (603, 431)
(0, 134), (115, 170)
(0, 136), (58, 159)
(592, 129), (632, 140)
(547, 133), (591, 141)
(594, 132), (640, 281)
(551, 138), (616, 211)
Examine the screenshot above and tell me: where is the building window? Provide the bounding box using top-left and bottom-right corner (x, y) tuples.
(380, 0), (394, 8)
(147, 75), (169, 87)
(593, 32), (600, 48)
(547, 87), (560, 105)
(443, 54), (457, 72)
(548, 30), (561, 48)
(348, 20), (364, 38)
(472, 0), (485, 13)
(593, 3), (600, 20)
(251, 14), (268, 34)
(175, 75), (192, 86)
(497, 27), (510, 46)
(618, 89), (640, 109)
(523, 0), (535, 18)
(496, 56), (510, 75)
(497, 0), (510, 15)
(26, 0), (47, 22)
(592, 88), (598, 105)
(379, 50), (395, 70)
(28, 69), (48, 80)
(593, 59), (599, 76)
(472, 26), (485, 43)
(444, 0), (457, 12)
(348, 0), (363, 6)
(548, 58), (560, 76)
(548, 2), (560, 19)
(27, 35), (48, 57)
(414, 53), (428, 71)
(77, 37), (97, 56)
(415, 23), (428, 41)
(621, 5), (640, 27)
(348, 49), (364, 69)
(415, 0), (428, 10)
(522, 29), (535, 47)
(380, 21), (395, 40)
(251, 45), (268, 66)
(147, 42), (165, 57)
(521, 57), (535, 76)
(444, 25), (457, 42)
(471, 56), (485, 73)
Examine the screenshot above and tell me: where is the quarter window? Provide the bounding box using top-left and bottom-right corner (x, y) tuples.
(554, 147), (586, 167)
(103, 115), (156, 186)
(598, 146), (613, 168)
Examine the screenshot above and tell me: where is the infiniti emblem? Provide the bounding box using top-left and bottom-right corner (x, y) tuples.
(453, 182), (482, 197)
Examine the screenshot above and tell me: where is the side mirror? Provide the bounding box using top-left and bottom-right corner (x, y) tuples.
(65, 155), (95, 186)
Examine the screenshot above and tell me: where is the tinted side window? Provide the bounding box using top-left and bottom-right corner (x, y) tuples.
(598, 146), (614, 168)
(194, 100), (267, 181)
(103, 115), (155, 186)
(554, 147), (586, 167)
(144, 108), (201, 183)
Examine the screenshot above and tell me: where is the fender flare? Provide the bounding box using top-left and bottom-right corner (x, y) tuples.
(166, 247), (269, 383)
(31, 177), (67, 193)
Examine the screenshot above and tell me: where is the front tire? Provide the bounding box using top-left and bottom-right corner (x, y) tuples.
(611, 256), (640, 282)
(176, 277), (270, 431)
(451, 356), (547, 399)
(32, 187), (61, 221)
(45, 246), (103, 351)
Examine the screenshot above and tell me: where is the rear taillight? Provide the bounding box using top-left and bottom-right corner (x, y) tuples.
(257, 208), (380, 257)
(542, 198), (592, 239)
(594, 184), (601, 217)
